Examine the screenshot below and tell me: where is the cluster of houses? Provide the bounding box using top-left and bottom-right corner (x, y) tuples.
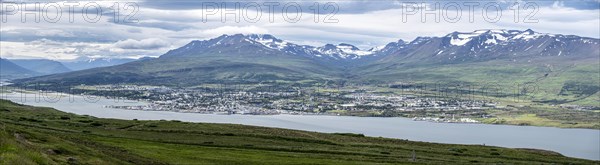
(98, 85), (501, 122)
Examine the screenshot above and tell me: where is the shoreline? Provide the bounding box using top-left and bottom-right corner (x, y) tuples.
(106, 103), (600, 130)
(2, 89), (597, 130)
(1, 95), (599, 160)
(2, 85), (598, 130)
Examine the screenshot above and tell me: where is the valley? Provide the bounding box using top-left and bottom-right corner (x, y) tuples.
(6, 29), (599, 130)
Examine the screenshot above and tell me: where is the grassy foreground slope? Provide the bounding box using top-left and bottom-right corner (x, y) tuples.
(0, 100), (596, 164)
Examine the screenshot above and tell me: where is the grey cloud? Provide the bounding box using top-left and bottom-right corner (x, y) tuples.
(113, 38), (170, 49)
(113, 21), (195, 31)
(139, 0), (402, 14)
(0, 28), (120, 43)
(139, 0), (599, 14)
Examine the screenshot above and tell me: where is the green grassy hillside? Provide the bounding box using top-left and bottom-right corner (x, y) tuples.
(0, 100), (596, 164)
(355, 56), (600, 106)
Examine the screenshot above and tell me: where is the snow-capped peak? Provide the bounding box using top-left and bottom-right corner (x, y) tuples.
(511, 29), (554, 40)
(369, 45), (387, 52)
(337, 44), (373, 56)
(445, 29), (557, 46)
(244, 34), (376, 59)
(246, 34), (289, 50)
(163, 30), (597, 63)
(313, 43), (374, 59)
(447, 30), (508, 46)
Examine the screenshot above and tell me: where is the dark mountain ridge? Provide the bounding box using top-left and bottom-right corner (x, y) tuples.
(0, 58), (39, 80)
(11, 59), (72, 75)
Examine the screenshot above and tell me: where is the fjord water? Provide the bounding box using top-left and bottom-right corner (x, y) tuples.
(3, 92), (599, 160)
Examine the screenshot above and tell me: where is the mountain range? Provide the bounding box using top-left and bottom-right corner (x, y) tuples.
(375, 29), (598, 64)
(0, 58), (144, 80)
(11, 59), (72, 75)
(11, 29), (600, 103)
(61, 57), (139, 71)
(0, 58), (38, 80)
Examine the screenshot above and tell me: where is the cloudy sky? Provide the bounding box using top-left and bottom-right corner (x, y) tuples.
(0, 0), (598, 60)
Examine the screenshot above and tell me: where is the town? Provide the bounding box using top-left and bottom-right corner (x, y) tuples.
(75, 84), (497, 123)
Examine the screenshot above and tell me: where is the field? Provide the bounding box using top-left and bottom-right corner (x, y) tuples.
(0, 99), (597, 164)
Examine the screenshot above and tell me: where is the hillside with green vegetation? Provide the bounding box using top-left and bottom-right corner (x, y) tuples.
(355, 56), (600, 107)
(14, 34), (341, 86)
(0, 100), (597, 164)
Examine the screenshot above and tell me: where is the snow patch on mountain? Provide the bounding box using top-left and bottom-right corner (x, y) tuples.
(245, 35), (376, 60)
(512, 29), (555, 41)
(369, 45), (386, 52)
(449, 30), (513, 46)
(172, 30), (598, 62)
(449, 31), (486, 46)
(336, 44), (373, 56)
(247, 34), (289, 50)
